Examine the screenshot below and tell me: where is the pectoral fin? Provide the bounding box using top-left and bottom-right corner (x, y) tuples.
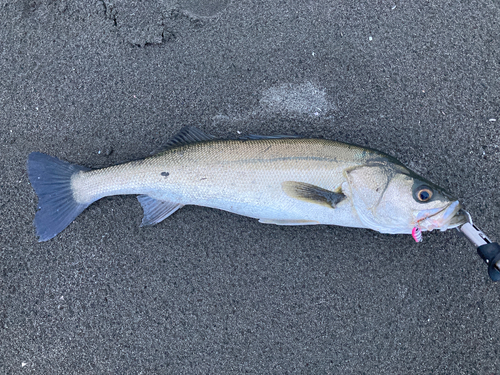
(137, 195), (184, 226)
(282, 181), (346, 208)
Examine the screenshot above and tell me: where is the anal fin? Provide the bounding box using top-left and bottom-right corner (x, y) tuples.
(259, 219), (319, 225)
(137, 195), (183, 226)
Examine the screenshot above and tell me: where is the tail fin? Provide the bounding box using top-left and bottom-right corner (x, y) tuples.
(27, 152), (92, 242)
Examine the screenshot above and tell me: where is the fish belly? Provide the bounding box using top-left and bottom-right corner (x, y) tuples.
(148, 162), (365, 228)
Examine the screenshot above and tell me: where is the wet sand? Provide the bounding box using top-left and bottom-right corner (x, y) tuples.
(2, 1), (500, 372)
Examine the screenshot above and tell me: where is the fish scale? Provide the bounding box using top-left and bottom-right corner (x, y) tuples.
(71, 138), (362, 221)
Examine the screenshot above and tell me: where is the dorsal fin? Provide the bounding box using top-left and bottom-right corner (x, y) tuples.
(239, 134), (301, 141)
(165, 126), (215, 147)
(153, 127), (215, 154)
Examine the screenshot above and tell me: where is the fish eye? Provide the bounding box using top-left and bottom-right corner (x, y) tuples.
(415, 186), (433, 202)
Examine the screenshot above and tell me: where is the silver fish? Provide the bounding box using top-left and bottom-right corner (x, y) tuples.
(27, 127), (467, 241)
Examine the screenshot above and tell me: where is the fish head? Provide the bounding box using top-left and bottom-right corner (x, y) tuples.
(345, 162), (467, 234)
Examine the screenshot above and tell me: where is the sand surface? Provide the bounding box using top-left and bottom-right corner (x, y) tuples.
(2, 0), (500, 373)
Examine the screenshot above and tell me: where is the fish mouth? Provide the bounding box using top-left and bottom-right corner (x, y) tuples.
(416, 200), (468, 232)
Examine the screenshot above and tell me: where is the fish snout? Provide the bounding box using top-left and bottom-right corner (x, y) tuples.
(418, 201), (467, 232)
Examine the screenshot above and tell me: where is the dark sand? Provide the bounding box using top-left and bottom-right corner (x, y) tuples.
(2, 0), (500, 373)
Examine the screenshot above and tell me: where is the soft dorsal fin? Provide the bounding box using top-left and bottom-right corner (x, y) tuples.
(282, 181), (346, 208)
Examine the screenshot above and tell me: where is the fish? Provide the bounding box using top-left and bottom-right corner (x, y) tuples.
(27, 126), (468, 242)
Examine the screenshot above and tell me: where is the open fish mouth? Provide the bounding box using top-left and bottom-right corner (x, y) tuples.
(417, 201), (468, 232)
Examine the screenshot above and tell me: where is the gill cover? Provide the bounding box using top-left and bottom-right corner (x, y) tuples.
(345, 163), (400, 233)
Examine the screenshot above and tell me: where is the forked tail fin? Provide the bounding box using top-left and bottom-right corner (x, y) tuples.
(27, 152), (92, 242)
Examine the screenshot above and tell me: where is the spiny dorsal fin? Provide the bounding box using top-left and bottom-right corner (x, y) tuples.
(282, 181), (345, 208)
(153, 127), (216, 154)
(165, 126), (215, 147)
(239, 134), (301, 141)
